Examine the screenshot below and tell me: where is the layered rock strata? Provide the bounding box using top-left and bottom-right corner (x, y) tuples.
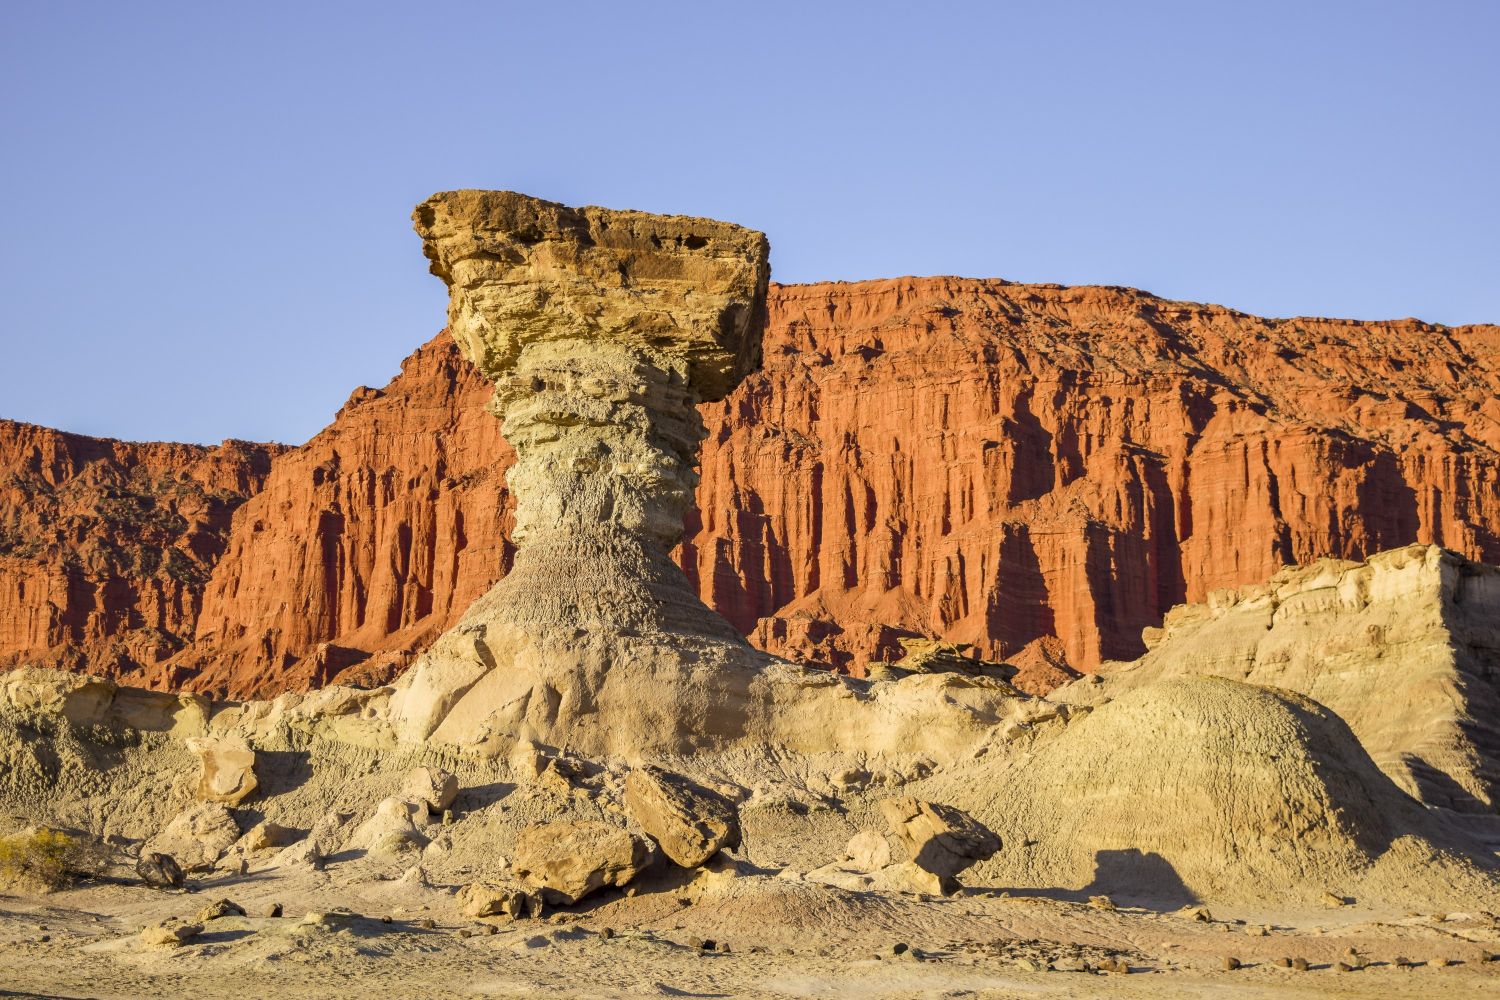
(0, 419), (282, 681)
(391, 191), (778, 751)
(8, 278), (1500, 697)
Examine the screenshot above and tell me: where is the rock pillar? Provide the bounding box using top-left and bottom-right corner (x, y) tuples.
(412, 190), (770, 643)
(396, 191), (778, 752)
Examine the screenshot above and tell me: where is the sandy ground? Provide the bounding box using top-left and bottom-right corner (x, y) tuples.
(1, 859), (1496, 1000)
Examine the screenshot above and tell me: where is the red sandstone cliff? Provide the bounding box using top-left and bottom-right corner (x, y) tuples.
(6, 277), (1500, 696)
(0, 420), (282, 679)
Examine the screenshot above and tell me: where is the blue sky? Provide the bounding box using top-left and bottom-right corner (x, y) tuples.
(3, 1), (1497, 444)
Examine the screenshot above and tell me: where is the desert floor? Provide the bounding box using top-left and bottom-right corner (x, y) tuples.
(2, 861), (1495, 1000)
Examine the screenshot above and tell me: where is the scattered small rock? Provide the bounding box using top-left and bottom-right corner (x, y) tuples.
(195, 898), (246, 922)
(1292, 957), (1310, 972)
(1087, 894), (1116, 911)
(1222, 956), (1241, 971)
(267, 903), (283, 918)
(141, 922), (203, 948)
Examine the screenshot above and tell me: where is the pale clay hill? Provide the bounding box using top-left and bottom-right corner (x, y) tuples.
(0, 192), (1497, 999)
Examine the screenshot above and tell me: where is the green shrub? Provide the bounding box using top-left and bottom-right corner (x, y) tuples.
(0, 829), (100, 891)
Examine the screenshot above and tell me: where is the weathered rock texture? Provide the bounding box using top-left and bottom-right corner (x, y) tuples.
(408, 188), (769, 645)
(930, 675), (1500, 908)
(1068, 544), (1500, 817)
(0, 420), (281, 682)
(387, 191), (788, 753)
(7, 278), (1500, 696)
(163, 338), (512, 695)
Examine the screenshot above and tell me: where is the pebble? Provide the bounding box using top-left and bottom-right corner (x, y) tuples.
(1292, 957), (1309, 972)
(1221, 956), (1240, 971)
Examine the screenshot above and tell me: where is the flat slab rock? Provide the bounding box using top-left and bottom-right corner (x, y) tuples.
(624, 765), (740, 868)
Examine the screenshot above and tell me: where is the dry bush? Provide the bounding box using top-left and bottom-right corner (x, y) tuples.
(0, 829), (103, 891)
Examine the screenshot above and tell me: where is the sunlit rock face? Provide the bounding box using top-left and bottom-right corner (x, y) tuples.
(392, 191), (782, 753)
(411, 189), (770, 643)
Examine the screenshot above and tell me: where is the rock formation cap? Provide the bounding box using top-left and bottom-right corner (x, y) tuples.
(413, 190), (770, 402)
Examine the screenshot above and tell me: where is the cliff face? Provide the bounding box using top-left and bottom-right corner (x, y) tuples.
(695, 279), (1500, 690)
(0, 419), (282, 679)
(160, 337), (515, 694)
(6, 277), (1500, 697)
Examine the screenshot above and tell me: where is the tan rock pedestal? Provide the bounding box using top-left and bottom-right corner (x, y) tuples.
(391, 191), (775, 754)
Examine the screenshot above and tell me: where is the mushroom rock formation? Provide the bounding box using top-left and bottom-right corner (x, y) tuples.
(411, 189), (770, 645)
(389, 191), (780, 753)
(388, 191), (1024, 759)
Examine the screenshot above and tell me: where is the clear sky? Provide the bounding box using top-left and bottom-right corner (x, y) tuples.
(3, 1), (1497, 445)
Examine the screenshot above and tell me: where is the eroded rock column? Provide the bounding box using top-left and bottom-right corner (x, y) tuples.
(394, 191), (785, 751)
(411, 189), (769, 644)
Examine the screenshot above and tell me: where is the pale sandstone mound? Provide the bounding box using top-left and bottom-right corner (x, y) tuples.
(1062, 545), (1500, 816)
(930, 676), (1497, 907)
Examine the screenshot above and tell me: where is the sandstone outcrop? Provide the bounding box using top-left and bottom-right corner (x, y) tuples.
(346, 797), (429, 854)
(842, 829), (892, 872)
(134, 851), (183, 889)
(511, 820), (652, 905)
(401, 766), (458, 814)
(140, 921), (202, 948)
(161, 337), (510, 696)
(1066, 544), (1500, 816)
(388, 190), (788, 753)
(624, 765), (739, 868)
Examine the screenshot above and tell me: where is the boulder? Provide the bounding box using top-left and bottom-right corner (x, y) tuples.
(624, 765), (739, 868)
(457, 882), (543, 919)
(238, 820), (297, 853)
(135, 851), (184, 889)
(512, 821), (652, 905)
(195, 898), (246, 922)
(869, 861), (958, 896)
(185, 736), (258, 805)
(141, 921), (203, 947)
(879, 796), (1000, 876)
(401, 766), (459, 813)
(844, 829), (892, 872)
(144, 803), (240, 872)
(347, 797), (429, 854)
